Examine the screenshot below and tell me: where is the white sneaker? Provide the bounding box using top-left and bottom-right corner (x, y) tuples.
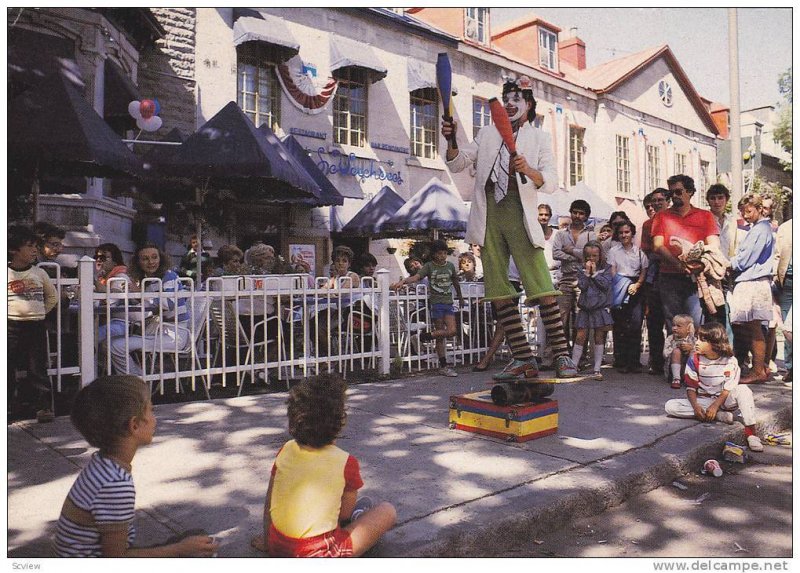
(747, 434), (764, 452)
(440, 366), (458, 377)
(715, 411), (735, 425)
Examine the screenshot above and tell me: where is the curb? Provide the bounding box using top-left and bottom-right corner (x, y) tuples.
(383, 398), (792, 557)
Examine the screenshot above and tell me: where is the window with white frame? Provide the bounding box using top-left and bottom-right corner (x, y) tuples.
(569, 126), (585, 186)
(237, 44), (281, 130)
(539, 28), (558, 71)
(698, 160), (710, 207)
(464, 8), (489, 44)
(472, 97), (491, 139)
(410, 88), (438, 159)
(333, 67), (368, 147)
(646, 145), (661, 191)
(674, 152), (687, 176)
(616, 135), (631, 195)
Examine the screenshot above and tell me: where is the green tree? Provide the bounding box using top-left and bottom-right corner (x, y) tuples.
(773, 68), (792, 171)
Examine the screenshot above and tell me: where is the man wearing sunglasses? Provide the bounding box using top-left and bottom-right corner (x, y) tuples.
(652, 174), (720, 331)
(442, 75), (577, 381)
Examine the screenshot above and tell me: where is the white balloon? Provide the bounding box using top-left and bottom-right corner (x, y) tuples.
(141, 115), (163, 132)
(128, 100), (142, 119)
(136, 117), (146, 130)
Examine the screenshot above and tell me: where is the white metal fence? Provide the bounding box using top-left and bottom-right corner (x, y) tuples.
(43, 258), (513, 394)
(39, 257), (649, 396)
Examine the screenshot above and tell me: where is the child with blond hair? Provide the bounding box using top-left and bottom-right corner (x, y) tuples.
(663, 314), (696, 389)
(251, 373), (396, 557)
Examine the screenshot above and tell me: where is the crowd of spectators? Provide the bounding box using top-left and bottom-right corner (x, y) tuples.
(8, 173), (794, 417)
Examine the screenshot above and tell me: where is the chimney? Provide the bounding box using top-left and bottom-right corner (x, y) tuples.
(559, 28), (586, 70)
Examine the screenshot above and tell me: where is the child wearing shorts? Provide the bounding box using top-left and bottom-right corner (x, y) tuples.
(251, 373), (396, 557)
(663, 314), (696, 389)
(392, 240), (464, 377)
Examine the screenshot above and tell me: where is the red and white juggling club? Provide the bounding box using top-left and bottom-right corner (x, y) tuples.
(488, 97), (527, 184)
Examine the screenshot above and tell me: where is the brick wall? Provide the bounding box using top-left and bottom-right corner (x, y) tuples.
(137, 8), (197, 138)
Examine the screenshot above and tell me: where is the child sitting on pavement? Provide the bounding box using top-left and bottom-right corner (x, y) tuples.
(570, 241), (613, 380)
(251, 373), (396, 557)
(391, 240), (464, 378)
(53, 376), (218, 557)
(665, 323), (764, 451)
(664, 314), (696, 389)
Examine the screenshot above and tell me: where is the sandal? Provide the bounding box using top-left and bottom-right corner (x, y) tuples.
(670, 380), (682, 390)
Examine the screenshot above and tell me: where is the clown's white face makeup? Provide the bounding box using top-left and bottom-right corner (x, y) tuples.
(502, 91), (529, 123)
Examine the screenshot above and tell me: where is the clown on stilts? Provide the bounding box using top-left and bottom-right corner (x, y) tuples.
(443, 75), (579, 392)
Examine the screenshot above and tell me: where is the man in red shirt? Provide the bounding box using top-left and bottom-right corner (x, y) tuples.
(651, 175), (720, 331)
(641, 188), (669, 374)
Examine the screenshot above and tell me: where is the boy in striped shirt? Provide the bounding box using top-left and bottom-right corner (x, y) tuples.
(54, 376), (218, 557)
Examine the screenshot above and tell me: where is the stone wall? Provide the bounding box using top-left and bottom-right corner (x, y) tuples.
(138, 8), (197, 137)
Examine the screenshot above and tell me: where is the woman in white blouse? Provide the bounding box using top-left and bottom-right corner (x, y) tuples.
(607, 220), (648, 374)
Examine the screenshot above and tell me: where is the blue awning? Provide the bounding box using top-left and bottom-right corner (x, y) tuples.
(383, 177), (467, 236)
(340, 186), (406, 236)
(329, 36), (387, 83)
(281, 134), (345, 206)
(233, 13), (299, 62)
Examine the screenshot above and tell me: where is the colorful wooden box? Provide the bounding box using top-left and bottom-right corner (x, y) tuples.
(449, 391), (558, 443)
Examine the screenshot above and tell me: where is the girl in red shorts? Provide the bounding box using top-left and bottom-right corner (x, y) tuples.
(251, 373), (396, 557)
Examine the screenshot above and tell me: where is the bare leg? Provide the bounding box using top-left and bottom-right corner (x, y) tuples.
(741, 320), (768, 382)
(476, 315), (506, 369)
(345, 502), (397, 557)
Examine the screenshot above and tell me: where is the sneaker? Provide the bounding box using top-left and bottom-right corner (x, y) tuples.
(36, 409), (55, 424)
(350, 496), (374, 522)
(670, 379), (682, 389)
(554, 355), (578, 378)
(419, 332), (433, 343)
(715, 410), (735, 425)
(492, 359), (539, 382)
(746, 434), (764, 452)
(440, 366), (458, 377)
(591, 370), (603, 381)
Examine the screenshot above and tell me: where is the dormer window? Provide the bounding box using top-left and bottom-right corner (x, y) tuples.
(465, 8), (488, 44)
(538, 28), (558, 71)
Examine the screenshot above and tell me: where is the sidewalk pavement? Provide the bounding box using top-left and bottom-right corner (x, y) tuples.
(7, 366), (792, 558)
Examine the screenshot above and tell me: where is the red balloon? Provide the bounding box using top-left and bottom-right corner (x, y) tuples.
(140, 99), (155, 120)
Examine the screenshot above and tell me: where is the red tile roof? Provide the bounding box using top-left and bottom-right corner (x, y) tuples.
(491, 12), (561, 38)
(563, 44), (718, 136)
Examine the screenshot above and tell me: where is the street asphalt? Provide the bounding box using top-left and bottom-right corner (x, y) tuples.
(7, 365), (792, 558)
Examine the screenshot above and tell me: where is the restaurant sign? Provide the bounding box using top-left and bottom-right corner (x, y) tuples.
(316, 148), (403, 185)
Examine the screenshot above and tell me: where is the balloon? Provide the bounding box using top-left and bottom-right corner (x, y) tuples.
(153, 98), (161, 116)
(140, 99), (155, 119)
(137, 115), (163, 132)
(128, 100), (142, 119)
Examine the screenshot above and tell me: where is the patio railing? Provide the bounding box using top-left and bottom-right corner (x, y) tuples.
(38, 257), (649, 395)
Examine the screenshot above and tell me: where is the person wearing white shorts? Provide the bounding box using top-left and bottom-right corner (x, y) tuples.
(728, 194), (775, 384)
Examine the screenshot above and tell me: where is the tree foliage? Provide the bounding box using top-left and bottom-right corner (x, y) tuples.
(773, 68), (792, 171)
